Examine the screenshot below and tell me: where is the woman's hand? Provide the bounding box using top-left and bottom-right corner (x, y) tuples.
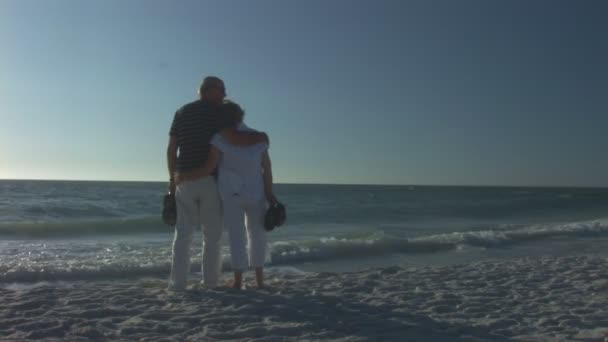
(266, 193), (278, 205)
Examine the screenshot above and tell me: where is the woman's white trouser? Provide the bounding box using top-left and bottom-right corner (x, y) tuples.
(222, 194), (267, 272)
(169, 177), (222, 290)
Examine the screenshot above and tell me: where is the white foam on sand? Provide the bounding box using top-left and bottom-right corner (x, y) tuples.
(1, 256), (607, 341)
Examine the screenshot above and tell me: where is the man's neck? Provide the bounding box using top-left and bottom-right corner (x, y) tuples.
(200, 98), (220, 106)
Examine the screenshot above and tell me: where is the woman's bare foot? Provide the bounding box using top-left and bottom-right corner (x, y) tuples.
(227, 279), (242, 289)
(255, 268), (264, 289)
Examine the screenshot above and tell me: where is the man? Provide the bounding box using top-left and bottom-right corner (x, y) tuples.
(166, 76), (268, 291)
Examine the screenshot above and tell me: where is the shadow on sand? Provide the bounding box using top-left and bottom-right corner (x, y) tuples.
(172, 285), (509, 341)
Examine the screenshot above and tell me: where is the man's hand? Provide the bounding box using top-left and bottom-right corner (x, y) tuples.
(167, 135), (178, 192)
(168, 179), (176, 195)
(222, 128), (270, 146)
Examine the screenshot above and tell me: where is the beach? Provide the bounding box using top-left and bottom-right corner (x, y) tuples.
(2, 181), (608, 340)
(2, 255), (607, 341)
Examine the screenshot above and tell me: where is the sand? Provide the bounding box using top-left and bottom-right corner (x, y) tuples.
(1, 255), (607, 341)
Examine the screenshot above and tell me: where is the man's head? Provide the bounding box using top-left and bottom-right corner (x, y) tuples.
(221, 100), (245, 127)
(198, 76), (226, 104)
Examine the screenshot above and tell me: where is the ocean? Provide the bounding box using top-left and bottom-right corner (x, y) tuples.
(1, 180), (608, 283)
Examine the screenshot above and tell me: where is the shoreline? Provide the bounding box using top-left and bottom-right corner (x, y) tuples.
(1, 255), (607, 341)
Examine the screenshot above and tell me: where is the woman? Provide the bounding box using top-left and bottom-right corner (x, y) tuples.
(181, 101), (275, 289)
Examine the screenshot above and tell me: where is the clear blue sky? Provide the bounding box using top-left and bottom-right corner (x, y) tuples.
(1, 0), (606, 186)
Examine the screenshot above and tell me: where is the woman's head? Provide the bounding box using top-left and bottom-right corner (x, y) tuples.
(221, 100), (245, 126)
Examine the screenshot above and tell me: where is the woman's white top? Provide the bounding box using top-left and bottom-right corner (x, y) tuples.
(211, 123), (268, 201)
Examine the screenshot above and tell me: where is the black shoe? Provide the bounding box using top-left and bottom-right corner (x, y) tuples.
(162, 193), (177, 226)
(264, 201), (286, 231)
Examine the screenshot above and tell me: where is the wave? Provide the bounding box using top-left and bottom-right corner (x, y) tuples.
(415, 219), (608, 247)
(269, 218), (608, 264)
(0, 216), (169, 237)
(1, 218), (607, 282)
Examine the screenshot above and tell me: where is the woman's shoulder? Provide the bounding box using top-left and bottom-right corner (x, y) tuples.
(237, 122), (259, 133)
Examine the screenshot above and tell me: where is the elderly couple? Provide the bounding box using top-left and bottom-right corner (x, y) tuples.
(166, 76), (275, 291)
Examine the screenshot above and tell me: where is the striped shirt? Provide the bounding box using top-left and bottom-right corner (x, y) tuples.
(169, 100), (229, 172)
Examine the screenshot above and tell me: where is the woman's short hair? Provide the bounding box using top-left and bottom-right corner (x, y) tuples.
(221, 100), (245, 127)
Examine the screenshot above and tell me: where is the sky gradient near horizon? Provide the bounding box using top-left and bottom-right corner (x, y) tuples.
(1, 0), (606, 186)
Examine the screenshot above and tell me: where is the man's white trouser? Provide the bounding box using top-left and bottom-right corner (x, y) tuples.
(169, 177), (222, 290)
(222, 194), (267, 272)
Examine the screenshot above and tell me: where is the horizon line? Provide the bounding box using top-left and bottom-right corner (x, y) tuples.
(0, 178), (606, 189)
